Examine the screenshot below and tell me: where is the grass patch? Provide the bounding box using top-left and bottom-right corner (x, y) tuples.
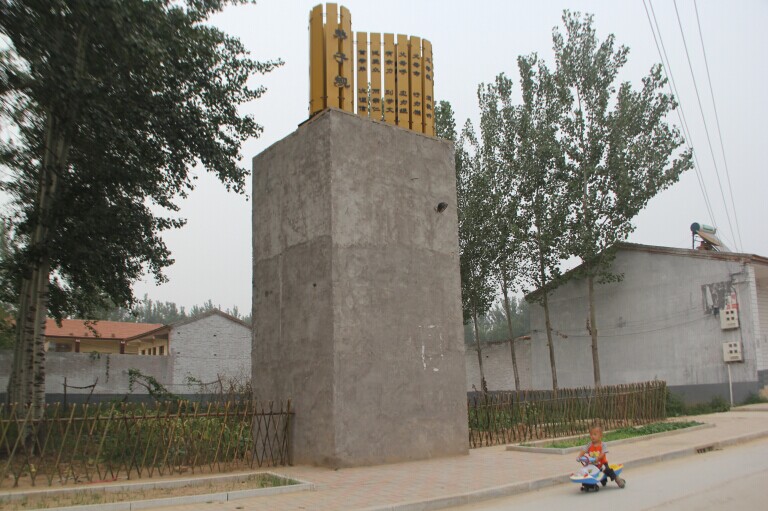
(539, 421), (702, 449)
(0, 473), (298, 510)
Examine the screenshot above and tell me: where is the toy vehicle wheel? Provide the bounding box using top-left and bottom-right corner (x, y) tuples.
(601, 479), (607, 487)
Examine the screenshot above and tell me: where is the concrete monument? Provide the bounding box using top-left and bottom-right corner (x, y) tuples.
(251, 4), (467, 468)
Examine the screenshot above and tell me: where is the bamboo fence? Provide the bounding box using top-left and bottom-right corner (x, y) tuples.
(468, 381), (667, 448)
(0, 399), (292, 488)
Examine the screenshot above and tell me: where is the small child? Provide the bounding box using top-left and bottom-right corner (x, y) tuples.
(576, 421), (626, 488)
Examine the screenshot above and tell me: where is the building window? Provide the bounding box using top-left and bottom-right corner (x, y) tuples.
(152, 347), (157, 355)
(159, 346), (164, 355)
(141, 349), (145, 355)
(54, 343), (71, 352)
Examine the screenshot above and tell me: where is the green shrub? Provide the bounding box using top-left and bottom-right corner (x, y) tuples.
(666, 391), (731, 416)
(741, 392), (768, 405)
(665, 390), (686, 417)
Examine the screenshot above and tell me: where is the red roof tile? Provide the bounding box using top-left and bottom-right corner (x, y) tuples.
(44, 319), (164, 340)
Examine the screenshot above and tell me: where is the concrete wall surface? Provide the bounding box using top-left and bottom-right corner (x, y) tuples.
(527, 246), (763, 402)
(252, 109), (468, 468)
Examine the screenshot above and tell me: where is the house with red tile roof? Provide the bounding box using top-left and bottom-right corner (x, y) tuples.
(44, 319), (166, 355)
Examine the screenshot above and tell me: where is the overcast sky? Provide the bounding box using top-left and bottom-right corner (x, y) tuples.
(132, 0), (768, 313)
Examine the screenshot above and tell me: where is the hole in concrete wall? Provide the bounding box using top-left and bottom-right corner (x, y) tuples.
(313, 283), (317, 287)
(435, 202), (448, 213)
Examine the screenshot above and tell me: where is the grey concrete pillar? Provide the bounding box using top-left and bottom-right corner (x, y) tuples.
(252, 108), (468, 467)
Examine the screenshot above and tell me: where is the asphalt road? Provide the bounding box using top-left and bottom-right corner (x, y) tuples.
(446, 438), (768, 511)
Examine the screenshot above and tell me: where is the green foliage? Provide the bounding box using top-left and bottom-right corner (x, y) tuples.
(742, 392), (768, 405)
(91, 294), (251, 325)
(666, 391), (731, 416)
(463, 298), (530, 345)
(545, 421), (702, 448)
(0, 222), (15, 349)
(0, 0), (281, 320)
(127, 368), (179, 402)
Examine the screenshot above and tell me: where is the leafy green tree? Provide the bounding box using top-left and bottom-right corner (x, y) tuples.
(0, 0), (281, 412)
(0, 220), (16, 349)
(436, 101), (496, 393)
(476, 74), (526, 390)
(514, 54), (571, 392)
(553, 11), (692, 386)
(456, 121), (497, 393)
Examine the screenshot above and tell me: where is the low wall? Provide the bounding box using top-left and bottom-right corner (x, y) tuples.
(0, 350), (174, 403)
(465, 338), (532, 392)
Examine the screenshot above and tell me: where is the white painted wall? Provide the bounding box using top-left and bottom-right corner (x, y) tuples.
(527, 247), (762, 392)
(170, 312), (252, 392)
(464, 338), (532, 391)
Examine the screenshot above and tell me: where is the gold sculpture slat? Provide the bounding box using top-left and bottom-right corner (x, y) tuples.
(370, 32), (382, 121)
(339, 6), (354, 112)
(395, 34), (410, 128)
(309, 5), (325, 116)
(324, 3), (339, 109)
(308, 4), (435, 135)
(422, 39), (434, 136)
(383, 33), (396, 125)
(409, 36), (423, 133)
(356, 31), (368, 117)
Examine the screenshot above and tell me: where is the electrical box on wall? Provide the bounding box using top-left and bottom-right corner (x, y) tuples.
(722, 341), (743, 363)
(720, 308), (739, 330)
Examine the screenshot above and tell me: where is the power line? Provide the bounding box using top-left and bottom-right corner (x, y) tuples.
(692, 0), (743, 251)
(642, 0), (717, 232)
(672, 0), (740, 252)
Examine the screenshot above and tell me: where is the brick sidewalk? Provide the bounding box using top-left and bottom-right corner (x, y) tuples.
(133, 407), (768, 511)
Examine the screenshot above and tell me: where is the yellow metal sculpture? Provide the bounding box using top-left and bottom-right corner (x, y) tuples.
(309, 3), (435, 136)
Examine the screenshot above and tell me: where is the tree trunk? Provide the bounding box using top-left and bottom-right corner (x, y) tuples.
(587, 272), (601, 387)
(6, 26), (84, 413)
(472, 309), (487, 394)
(541, 292), (558, 394)
(500, 275), (520, 391)
(537, 246), (558, 394)
(31, 257), (51, 417)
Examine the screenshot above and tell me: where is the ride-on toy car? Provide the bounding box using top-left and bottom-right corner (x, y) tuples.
(570, 455), (624, 492)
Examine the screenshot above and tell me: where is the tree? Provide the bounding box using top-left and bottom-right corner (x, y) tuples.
(0, 220), (15, 349)
(476, 74), (526, 390)
(436, 101), (496, 393)
(514, 54), (571, 392)
(553, 11), (692, 386)
(457, 121), (498, 394)
(0, 0), (281, 412)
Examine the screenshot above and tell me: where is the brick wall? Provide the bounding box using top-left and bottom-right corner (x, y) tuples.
(170, 312), (252, 393)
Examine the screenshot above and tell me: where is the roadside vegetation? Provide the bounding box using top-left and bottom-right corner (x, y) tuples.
(534, 420), (702, 449)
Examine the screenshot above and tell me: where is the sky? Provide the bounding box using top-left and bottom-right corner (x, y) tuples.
(131, 0), (768, 313)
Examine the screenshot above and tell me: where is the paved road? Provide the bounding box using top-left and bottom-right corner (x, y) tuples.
(447, 438), (768, 511)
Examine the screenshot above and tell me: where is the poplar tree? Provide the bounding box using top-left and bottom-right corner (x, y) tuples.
(514, 55), (571, 392)
(553, 11), (692, 386)
(476, 74), (524, 390)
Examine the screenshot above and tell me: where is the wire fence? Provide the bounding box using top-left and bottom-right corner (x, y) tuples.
(468, 381), (667, 448)
(0, 399), (292, 488)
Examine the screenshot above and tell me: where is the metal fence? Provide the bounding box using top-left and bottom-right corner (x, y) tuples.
(0, 399), (292, 488)
(468, 381), (667, 448)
